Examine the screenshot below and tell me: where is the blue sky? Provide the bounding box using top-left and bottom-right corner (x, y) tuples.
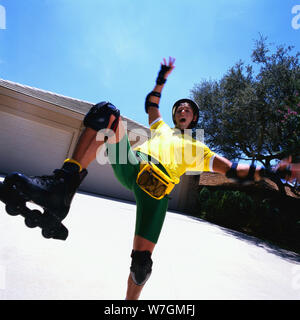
(0, 0), (300, 128)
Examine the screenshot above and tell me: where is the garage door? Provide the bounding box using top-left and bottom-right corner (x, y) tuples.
(79, 159), (136, 203)
(0, 110), (180, 209)
(0, 111), (73, 176)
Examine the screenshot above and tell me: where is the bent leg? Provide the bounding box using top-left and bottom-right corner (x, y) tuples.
(72, 110), (126, 169)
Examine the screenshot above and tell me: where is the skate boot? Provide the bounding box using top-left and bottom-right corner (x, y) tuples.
(2, 162), (87, 240)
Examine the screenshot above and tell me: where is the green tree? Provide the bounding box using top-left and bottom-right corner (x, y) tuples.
(191, 36), (300, 167)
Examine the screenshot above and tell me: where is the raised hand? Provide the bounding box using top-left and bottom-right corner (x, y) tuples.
(156, 56), (176, 85)
(161, 56), (176, 78)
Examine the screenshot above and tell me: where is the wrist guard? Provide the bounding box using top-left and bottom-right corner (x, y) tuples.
(145, 91), (161, 113)
(156, 65), (171, 85)
(226, 162), (256, 184)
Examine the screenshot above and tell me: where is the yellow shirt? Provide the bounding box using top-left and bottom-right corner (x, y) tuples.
(134, 119), (216, 184)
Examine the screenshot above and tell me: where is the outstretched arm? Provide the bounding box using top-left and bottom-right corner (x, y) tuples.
(145, 57), (175, 126)
(212, 154), (293, 182)
(212, 155), (262, 181)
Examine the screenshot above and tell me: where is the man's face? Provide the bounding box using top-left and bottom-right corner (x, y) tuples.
(174, 103), (196, 130)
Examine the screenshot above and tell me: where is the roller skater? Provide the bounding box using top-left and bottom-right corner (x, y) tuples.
(2, 57), (294, 300)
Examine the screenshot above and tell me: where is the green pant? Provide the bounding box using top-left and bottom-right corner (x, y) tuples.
(106, 134), (169, 244)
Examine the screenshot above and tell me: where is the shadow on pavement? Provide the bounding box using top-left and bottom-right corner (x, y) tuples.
(187, 214), (300, 263)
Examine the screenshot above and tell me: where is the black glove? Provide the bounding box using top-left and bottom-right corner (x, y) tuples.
(156, 65), (171, 85)
(259, 165), (292, 181)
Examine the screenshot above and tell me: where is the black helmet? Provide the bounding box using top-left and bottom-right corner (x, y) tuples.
(172, 98), (200, 128)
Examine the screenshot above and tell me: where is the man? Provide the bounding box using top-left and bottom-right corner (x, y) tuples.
(3, 57), (291, 300)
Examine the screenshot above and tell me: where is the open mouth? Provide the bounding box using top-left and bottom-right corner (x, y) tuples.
(179, 118), (186, 123)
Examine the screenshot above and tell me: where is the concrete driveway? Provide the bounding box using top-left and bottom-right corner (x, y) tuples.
(0, 182), (300, 300)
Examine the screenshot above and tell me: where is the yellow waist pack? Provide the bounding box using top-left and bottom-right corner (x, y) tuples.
(136, 162), (175, 200)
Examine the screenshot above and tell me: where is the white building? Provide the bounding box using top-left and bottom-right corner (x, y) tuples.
(0, 79), (195, 211)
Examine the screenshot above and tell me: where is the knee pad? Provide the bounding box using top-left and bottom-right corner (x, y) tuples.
(130, 250), (153, 286)
(83, 101), (120, 132)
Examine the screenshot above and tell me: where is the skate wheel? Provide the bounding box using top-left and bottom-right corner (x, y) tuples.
(25, 210), (40, 228)
(55, 227), (68, 241)
(5, 204), (20, 216)
(42, 228), (54, 239)
(41, 225), (68, 240)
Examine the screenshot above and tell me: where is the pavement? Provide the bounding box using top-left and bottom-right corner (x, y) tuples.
(0, 180), (300, 300)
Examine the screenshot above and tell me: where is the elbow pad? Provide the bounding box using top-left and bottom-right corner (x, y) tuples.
(145, 91), (161, 113)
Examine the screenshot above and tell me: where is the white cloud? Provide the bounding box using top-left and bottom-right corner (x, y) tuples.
(0, 5), (6, 30)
